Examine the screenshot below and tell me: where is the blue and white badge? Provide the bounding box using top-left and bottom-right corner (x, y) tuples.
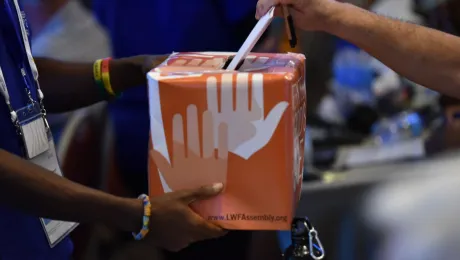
(0, 67), (78, 250)
(0, 79), (78, 247)
(0, 0), (80, 247)
(16, 102), (49, 158)
(31, 131), (78, 247)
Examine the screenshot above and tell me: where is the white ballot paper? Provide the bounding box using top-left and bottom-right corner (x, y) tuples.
(226, 7), (275, 71)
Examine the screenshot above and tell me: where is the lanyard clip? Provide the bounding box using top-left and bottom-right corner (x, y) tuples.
(282, 217), (325, 260)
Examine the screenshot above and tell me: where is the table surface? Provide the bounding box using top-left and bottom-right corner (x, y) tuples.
(295, 149), (460, 260)
(297, 149), (460, 217)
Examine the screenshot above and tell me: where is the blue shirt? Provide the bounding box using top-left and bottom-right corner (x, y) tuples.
(0, 1), (72, 258)
(93, 0), (258, 193)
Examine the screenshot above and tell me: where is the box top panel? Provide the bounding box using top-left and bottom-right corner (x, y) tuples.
(151, 52), (305, 77)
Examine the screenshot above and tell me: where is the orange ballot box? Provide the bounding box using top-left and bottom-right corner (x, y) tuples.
(147, 52), (306, 230)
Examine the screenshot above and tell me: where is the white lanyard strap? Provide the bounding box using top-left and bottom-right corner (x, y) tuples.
(0, 0), (45, 127)
(11, 0), (45, 106)
(0, 67), (19, 124)
(0, 68), (11, 104)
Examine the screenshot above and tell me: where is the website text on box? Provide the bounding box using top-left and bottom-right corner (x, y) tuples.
(208, 214), (288, 223)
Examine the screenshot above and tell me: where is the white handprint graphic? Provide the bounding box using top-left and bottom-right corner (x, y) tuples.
(150, 104), (229, 192)
(206, 73), (289, 159)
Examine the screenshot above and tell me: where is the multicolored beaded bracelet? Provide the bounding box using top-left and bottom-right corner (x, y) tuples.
(132, 194), (152, 241)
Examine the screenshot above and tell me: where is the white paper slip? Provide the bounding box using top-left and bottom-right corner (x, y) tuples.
(226, 7), (275, 71)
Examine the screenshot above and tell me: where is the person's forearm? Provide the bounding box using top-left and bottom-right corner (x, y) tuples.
(35, 57), (146, 113)
(324, 3), (460, 98)
(0, 149), (143, 232)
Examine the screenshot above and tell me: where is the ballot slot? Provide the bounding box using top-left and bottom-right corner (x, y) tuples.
(226, 6), (275, 71)
(157, 7), (274, 73)
(222, 56), (245, 71)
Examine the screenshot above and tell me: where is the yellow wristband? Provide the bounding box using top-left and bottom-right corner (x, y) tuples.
(93, 59), (106, 97)
(93, 59), (103, 83)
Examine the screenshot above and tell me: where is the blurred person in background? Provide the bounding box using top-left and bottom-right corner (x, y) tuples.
(365, 156), (460, 260)
(21, 0), (111, 144)
(365, 1), (460, 259)
(256, 0), (460, 259)
(315, 0), (425, 132)
(0, 0), (231, 258)
(92, 1), (281, 259)
(414, 0), (460, 122)
(255, 0), (460, 101)
(371, 0), (422, 23)
(413, 0), (460, 34)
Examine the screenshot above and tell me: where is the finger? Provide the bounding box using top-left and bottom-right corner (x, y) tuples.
(221, 74), (233, 113)
(172, 114), (185, 162)
(183, 208), (227, 239)
(186, 104), (200, 156)
(191, 216), (227, 240)
(256, 0), (281, 19)
(217, 123), (228, 160)
(288, 5), (304, 18)
(258, 0), (299, 19)
(164, 239), (190, 252)
(251, 73), (264, 115)
(178, 183), (224, 204)
(236, 73), (249, 112)
(206, 76), (218, 112)
(202, 110), (214, 158)
(273, 6), (283, 17)
(150, 54), (169, 68)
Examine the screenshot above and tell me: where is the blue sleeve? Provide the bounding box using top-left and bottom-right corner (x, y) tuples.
(91, 0), (108, 28)
(278, 231), (292, 254)
(222, 0), (258, 23)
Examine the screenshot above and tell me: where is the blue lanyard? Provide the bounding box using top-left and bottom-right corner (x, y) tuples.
(4, 0), (37, 104)
(0, 0), (48, 131)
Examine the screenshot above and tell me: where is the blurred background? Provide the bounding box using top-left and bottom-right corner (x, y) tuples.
(23, 0), (460, 259)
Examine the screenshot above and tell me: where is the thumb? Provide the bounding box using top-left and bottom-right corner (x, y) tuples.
(256, 0), (277, 19)
(143, 54), (170, 73)
(177, 183), (224, 204)
(150, 54), (169, 67)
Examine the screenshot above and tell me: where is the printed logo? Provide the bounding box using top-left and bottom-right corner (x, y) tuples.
(21, 11), (30, 37)
(206, 73), (288, 160)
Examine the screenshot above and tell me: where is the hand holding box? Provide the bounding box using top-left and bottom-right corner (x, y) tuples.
(148, 52), (306, 230)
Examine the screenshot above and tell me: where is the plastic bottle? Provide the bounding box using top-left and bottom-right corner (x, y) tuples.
(331, 47), (375, 118)
(372, 112), (423, 145)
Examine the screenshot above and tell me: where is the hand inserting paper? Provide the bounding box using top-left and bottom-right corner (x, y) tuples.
(150, 104), (229, 191)
(206, 73), (288, 159)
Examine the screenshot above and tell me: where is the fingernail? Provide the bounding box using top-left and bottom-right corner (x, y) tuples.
(212, 183), (224, 192)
